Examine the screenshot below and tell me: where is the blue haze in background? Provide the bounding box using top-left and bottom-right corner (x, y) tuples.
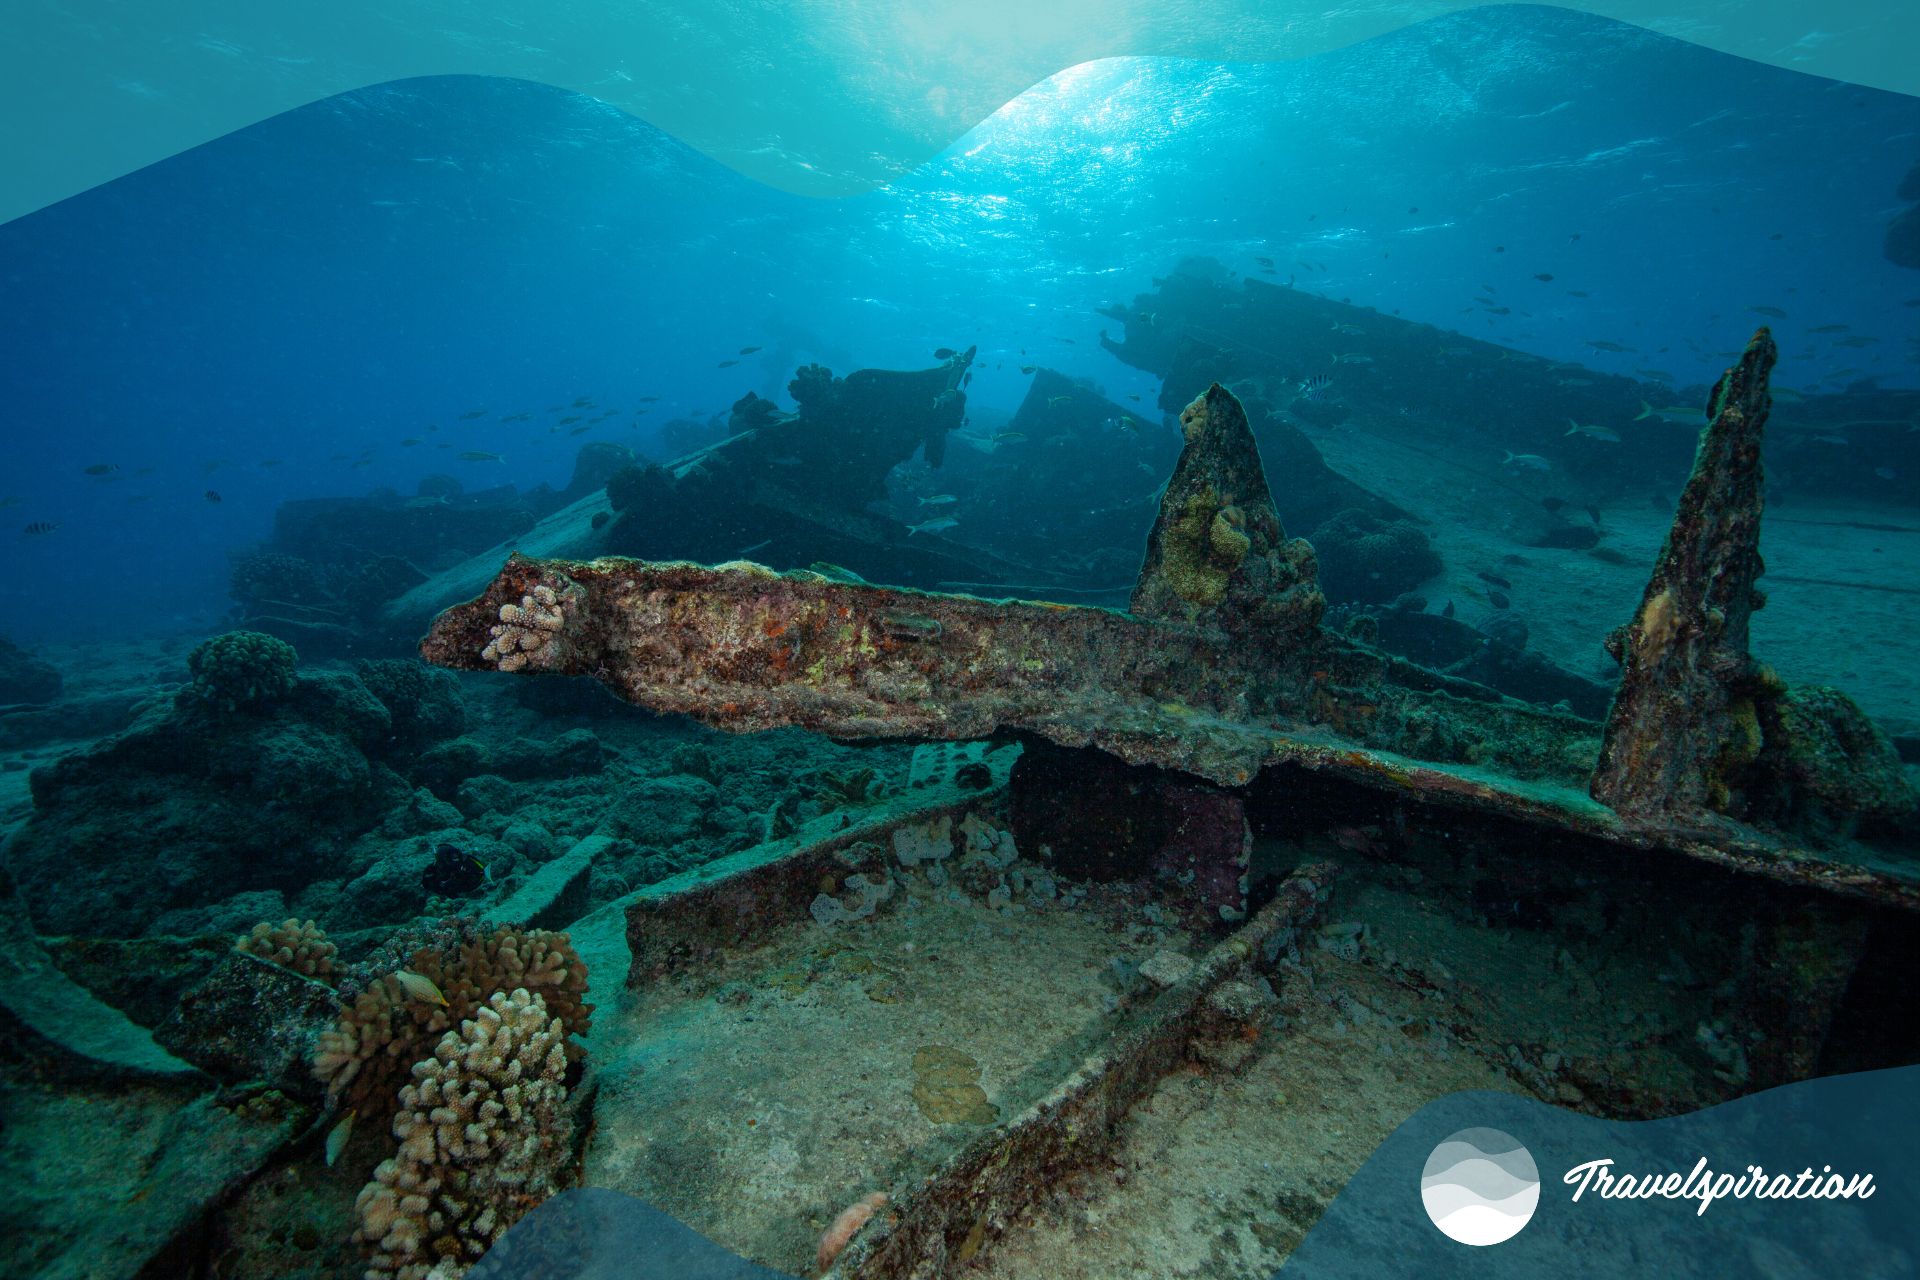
(1, 5), (1916, 644)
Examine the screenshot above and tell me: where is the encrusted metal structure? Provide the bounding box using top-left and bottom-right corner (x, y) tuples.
(423, 366), (1917, 911)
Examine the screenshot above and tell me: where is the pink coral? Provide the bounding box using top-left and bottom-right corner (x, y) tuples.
(816, 1191), (887, 1273)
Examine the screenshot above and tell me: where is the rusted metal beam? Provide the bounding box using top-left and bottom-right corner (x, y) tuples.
(1592, 328), (1777, 819)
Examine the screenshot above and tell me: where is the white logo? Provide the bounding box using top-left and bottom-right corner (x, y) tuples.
(1422, 1128), (1540, 1245)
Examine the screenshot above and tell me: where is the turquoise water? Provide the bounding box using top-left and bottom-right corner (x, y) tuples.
(2, 7), (1918, 1279)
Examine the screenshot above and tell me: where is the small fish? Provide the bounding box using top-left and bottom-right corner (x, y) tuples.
(393, 970), (448, 1006)
(1487, 589), (1512, 610)
(933, 347), (956, 359)
(570, 426), (591, 436)
(559, 415), (582, 425)
(1255, 256), (1275, 268)
(1297, 374), (1333, 402)
(326, 1110), (356, 1167)
(908, 517), (959, 536)
(808, 561), (868, 584)
(1565, 420), (1620, 443)
(1329, 323), (1364, 335)
(459, 409), (488, 420)
(1482, 305), (1512, 316)
(1127, 394), (1142, 402)
(1442, 600), (1455, 618)
(1586, 340), (1633, 353)
(83, 463), (119, 476)
(717, 359), (739, 368)
(204, 490), (222, 503)
(1583, 504), (1603, 526)
(1567, 290), (1591, 298)
(1477, 571), (1514, 590)
(1534, 273), (1554, 282)
(501, 412), (531, 423)
(1047, 395), (1072, 408)
(572, 397), (594, 408)
(1540, 497), (1568, 513)
(1556, 377), (1595, 387)
(1333, 353), (1375, 365)
(260, 458), (283, 468)
(1748, 305), (1787, 319)
(1833, 335), (1879, 348)
(1876, 467), (1898, 480)
(459, 451), (506, 463)
(918, 494), (957, 506)
(1636, 401), (1700, 424)
(639, 395), (660, 403)
(400, 437), (421, 447)
(1811, 435), (1850, 446)
(23, 521), (58, 535)
(1020, 365), (1038, 375)
(1503, 451), (1552, 471)
(739, 345), (761, 355)
(0, 497), (18, 509)
(1809, 324), (1850, 334)
(405, 495), (449, 509)
(992, 432), (1027, 443)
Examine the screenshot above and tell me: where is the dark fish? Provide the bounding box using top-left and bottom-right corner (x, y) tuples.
(1127, 394), (1142, 401)
(83, 463), (118, 476)
(639, 395), (660, 403)
(573, 397), (593, 407)
(1477, 571), (1513, 590)
(1255, 256), (1274, 268)
(1534, 273), (1554, 282)
(204, 490), (222, 503)
(23, 521), (57, 535)
(422, 843), (487, 897)
(1493, 245), (1505, 253)
(459, 410), (487, 420)
(1483, 306), (1511, 316)
(739, 345), (761, 355)
(1567, 289), (1591, 298)
(1020, 365), (1037, 374)
(1442, 600), (1455, 618)
(1487, 589), (1511, 609)
(1583, 504), (1603, 526)
(933, 347), (956, 359)
(1408, 206), (1418, 214)
(717, 359), (739, 368)
(1540, 497), (1567, 513)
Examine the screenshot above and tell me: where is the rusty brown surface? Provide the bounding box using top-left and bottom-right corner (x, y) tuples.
(1131, 382), (1324, 634)
(827, 864), (1336, 1280)
(1592, 330), (1776, 818)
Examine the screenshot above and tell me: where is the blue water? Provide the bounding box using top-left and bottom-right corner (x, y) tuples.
(2, 5), (1917, 644)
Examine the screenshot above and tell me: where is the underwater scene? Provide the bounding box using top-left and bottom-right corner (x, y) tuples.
(3, 4), (1920, 1277)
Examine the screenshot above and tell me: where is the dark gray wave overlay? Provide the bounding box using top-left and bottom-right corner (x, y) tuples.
(469, 1066), (1919, 1278)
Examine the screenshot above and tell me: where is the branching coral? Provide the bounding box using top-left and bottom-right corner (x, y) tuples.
(237, 917), (339, 981)
(354, 988), (574, 1280)
(314, 924), (592, 1121)
(480, 584), (567, 674)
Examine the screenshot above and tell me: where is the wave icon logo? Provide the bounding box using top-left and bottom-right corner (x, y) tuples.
(1421, 1127), (1540, 1245)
